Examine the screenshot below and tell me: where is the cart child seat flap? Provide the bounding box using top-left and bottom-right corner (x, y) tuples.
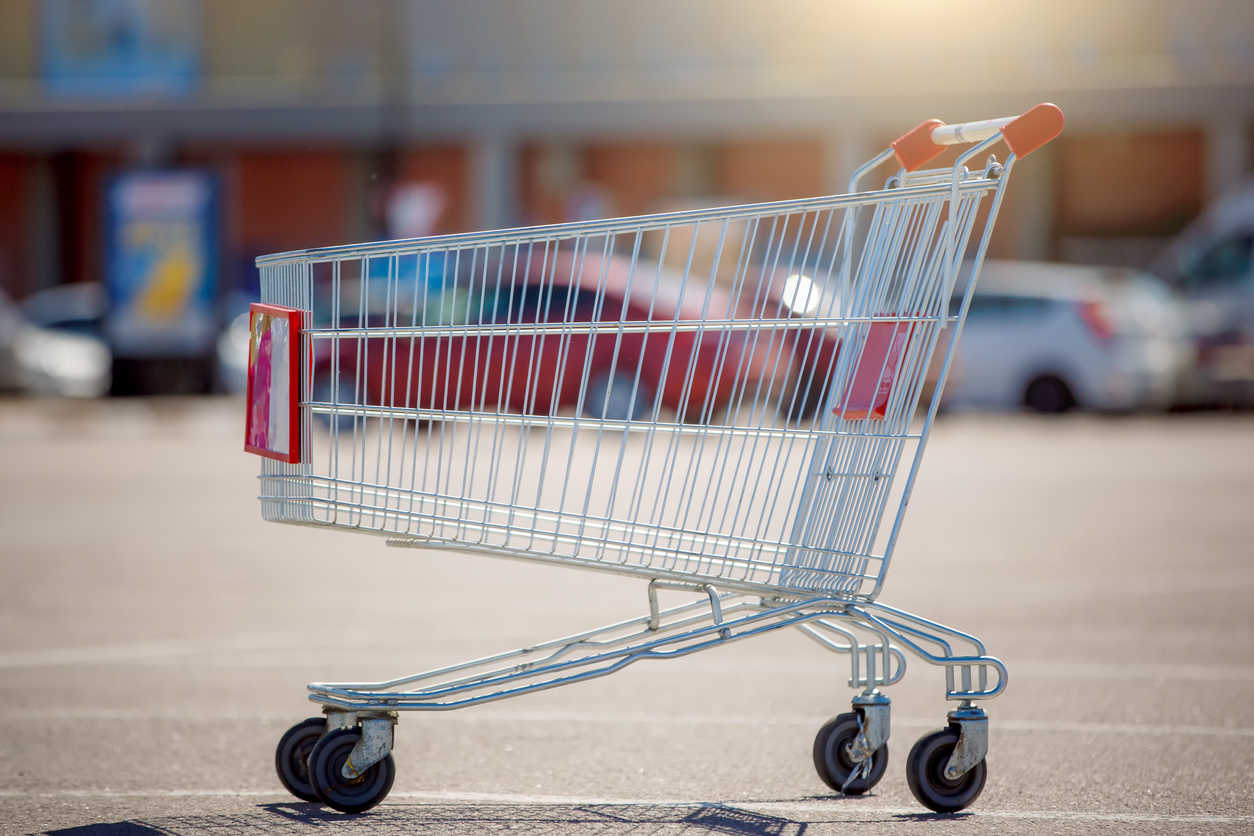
(838, 321), (915, 421)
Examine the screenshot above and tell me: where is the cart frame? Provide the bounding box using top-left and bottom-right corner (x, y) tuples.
(254, 104), (1064, 814)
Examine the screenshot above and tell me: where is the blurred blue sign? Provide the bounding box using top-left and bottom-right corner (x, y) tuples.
(105, 171), (218, 358)
(41, 0), (199, 98)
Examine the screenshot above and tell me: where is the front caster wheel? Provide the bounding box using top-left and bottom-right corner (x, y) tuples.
(905, 727), (987, 813)
(812, 712), (888, 795)
(275, 717), (326, 802)
(308, 727), (396, 814)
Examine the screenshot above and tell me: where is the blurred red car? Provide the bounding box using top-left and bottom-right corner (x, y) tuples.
(311, 252), (840, 425)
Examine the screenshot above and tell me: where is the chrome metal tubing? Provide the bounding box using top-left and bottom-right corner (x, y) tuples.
(306, 592), (1000, 711)
(250, 127), (1058, 749)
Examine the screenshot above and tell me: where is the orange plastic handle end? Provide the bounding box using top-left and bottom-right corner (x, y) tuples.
(1000, 103), (1065, 159)
(890, 119), (947, 173)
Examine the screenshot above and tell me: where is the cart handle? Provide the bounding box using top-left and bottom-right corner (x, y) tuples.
(890, 103), (1065, 172)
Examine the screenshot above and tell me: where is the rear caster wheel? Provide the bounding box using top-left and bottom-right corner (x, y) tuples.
(308, 727), (396, 814)
(585, 371), (652, 422)
(274, 717), (326, 802)
(812, 712), (888, 795)
(1024, 375), (1075, 414)
(905, 727), (987, 813)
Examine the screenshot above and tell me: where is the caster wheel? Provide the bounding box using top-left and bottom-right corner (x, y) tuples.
(812, 712), (888, 795)
(308, 727), (396, 814)
(905, 727), (987, 813)
(585, 371), (652, 422)
(274, 717), (326, 802)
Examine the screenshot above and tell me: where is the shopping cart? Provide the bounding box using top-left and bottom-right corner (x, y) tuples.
(248, 104), (1064, 814)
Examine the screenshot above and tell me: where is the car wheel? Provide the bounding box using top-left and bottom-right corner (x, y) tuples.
(311, 372), (362, 433)
(585, 371), (652, 422)
(788, 368), (830, 422)
(1023, 375), (1075, 414)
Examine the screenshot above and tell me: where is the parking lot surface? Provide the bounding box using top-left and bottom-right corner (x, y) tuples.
(1, 397), (1252, 835)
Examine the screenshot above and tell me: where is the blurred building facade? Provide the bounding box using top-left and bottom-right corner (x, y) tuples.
(0, 0), (1252, 305)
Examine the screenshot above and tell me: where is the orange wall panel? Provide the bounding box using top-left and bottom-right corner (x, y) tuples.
(0, 154), (29, 297)
(55, 151), (116, 287)
(1056, 132), (1203, 237)
(584, 143), (677, 218)
(236, 150), (351, 253)
(719, 139), (824, 203)
(519, 145), (565, 227)
(397, 145), (469, 235)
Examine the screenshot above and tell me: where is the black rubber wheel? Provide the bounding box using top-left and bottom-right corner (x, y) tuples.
(308, 727), (396, 814)
(905, 727), (987, 813)
(274, 717), (327, 802)
(788, 368), (830, 423)
(312, 369), (363, 433)
(585, 371), (652, 422)
(812, 712), (889, 795)
(1023, 375), (1075, 414)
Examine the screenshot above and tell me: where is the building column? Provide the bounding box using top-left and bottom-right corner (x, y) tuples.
(28, 156), (60, 294)
(1205, 119), (1252, 204)
(471, 133), (519, 231)
(1011, 141), (1056, 262)
(823, 127), (873, 196)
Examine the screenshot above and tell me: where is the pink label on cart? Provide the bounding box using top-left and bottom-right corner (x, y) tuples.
(245, 304), (303, 463)
(837, 321), (914, 420)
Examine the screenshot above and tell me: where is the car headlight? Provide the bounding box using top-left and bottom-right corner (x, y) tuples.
(14, 326), (111, 393)
(228, 312), (250, 352)
(781, 274), (822, 316)
(219, 312), (251, 365)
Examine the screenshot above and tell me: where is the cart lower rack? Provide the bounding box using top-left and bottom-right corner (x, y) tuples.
(248, 104), (1064, 814)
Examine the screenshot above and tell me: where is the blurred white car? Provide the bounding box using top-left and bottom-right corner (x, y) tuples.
(942, 261), (1186, 413)
(1150, 182), (1254, 406)
(0, 286), (111, 398)
(216, 307), (251, 394)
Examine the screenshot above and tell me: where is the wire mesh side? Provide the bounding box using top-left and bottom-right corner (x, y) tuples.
(257, 259), (315, 523)
(257, 170), (1004, 597)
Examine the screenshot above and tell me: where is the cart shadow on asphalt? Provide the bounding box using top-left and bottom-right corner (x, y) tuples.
(32, 799), (972, 836)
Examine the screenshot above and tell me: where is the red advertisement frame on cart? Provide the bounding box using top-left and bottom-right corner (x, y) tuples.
(244, 303), (303, 464)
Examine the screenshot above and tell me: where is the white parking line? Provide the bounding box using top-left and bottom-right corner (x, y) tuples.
(0, 797), (284, 802)
(0, 789), (1249, 825)
(391, 792), (1254, 825)
(1014, 661), (1254, 682)
(5, 636), (1254, 685)
(0, 634), (313, 668)
(453, 710), (1254, 738)
(18, 707), (1254, 738)
(740, 801), (1254, 826)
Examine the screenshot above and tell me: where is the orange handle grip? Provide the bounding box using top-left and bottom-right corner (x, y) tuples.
(889, 119), (948, 174)
(998, 103), (1065, 159)
(890, 103), (1065, 172)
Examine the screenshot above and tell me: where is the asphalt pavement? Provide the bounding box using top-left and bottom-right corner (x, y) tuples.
(1, 397), (1252, 835)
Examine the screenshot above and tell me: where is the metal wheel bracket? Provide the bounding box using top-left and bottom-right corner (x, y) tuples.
(848, 642), (906, 691)
(323, 709), (357, 732)
(943, 702), (988, 780)
(305, 597), (1002, 719)
(647, 580), (730, 638)
(845, 693), (890, 763)
(839, 754), (872, 795)
(341, 715), (397, 780)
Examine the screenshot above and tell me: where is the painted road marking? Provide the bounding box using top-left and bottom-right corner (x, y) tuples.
(0, 789), (1249, 825)
(16, 707), (1254, 737)
(3, 637), (1253, 684)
